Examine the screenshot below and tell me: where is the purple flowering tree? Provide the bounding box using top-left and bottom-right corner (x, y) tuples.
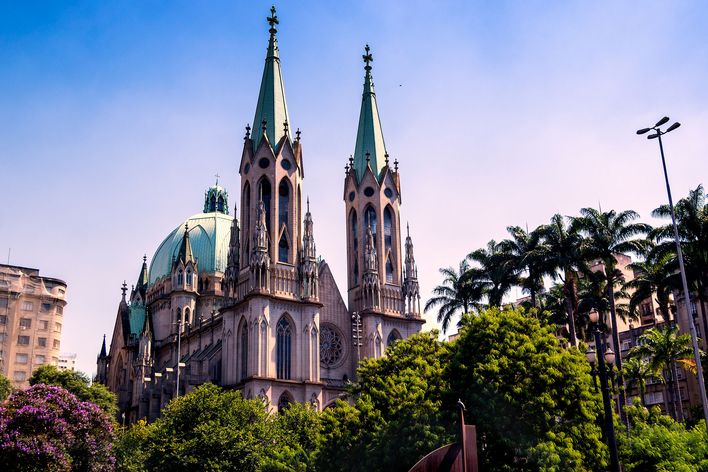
(0, 384), (115, 471)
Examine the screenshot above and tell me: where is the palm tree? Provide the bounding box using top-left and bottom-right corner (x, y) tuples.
(424, 259), (486, 334)
(499, 225), (546, 308)
(629, 325), (695, 422)
(467, 240), (519, 308)
(537, 214), (586, 347)
(622, 356), (654, 406)
(650, 184), (708, 345)
(624, 250), (674, 323)
(574, 207), (651, 413)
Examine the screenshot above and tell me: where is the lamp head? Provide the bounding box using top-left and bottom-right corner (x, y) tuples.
(655, 116), (670, 127)
(589, 309), (600, 324)
(586, 348), (596, 364)
(604, 347), (616, 365)
(636, 127), (652, 135)
(648, 133), (660, 139)
(666, 122), (681, 133)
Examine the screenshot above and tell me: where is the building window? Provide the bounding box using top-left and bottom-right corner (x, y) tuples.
(278, 235), (289, 263)
(277, 391), (293, 412)
(55, 322), (62, 333)
(278, 179), (290, 233)
(384, 207), (393, 251)
(16, 353), (28, 364)
(37, 337), (47, 347)
(186, 269), (193, 286)
(53, 339), (60, 349)
(35, 355), (46, 365)
(56, 306), (63, 315)
(386, 256), (394, 284)
(276, 316), (292, 380)
(387, 330), (401, 347)
(22, 301), (34, 311)
(13, 371), (27, 382)
(240, 321), (248, 381)
(0, 315), (6, 325)
(39, 320), (49, 330)
(320, 324), (343, 368)
(217, 196), (225, 212)
(17, 335), (30, 345)
(41, 302), (52, 312)
(0, 333), (5, 342)
(258, 178), (272, 234)
(364, 206), (377, 241)
(178, 269), (183, 285)
(184, 308), (190, 326)
(20, 318), (32, 329)
(0, 298), (8, 307)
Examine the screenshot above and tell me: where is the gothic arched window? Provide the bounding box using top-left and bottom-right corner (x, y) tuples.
(209, 195), (216, 212)
(277, 391), (293, 412)
(387, 330), (401, 347)
(278, 179), (290, 232)
(276, 316), (292, 379)
(186, 269), (193, 286)
(350, 210), (359, 283)
(386, 256), (394, 284)
(278, 235), (289, 263)
(258, 178), (272, 234)
(177, 269), (183, 285)
(384, 207), (393, 251)
(364, 206), (377, 241)
(240, 320), (248, 381)
(217, 196), (224, 212)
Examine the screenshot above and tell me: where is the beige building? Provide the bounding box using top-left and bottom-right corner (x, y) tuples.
(0, 264), (67, 388)
(58, 352), (77, 371)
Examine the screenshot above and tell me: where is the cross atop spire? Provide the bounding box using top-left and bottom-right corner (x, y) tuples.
(352, 44), (387, 182)
(252, 6), (292, 152)
(214, 173), (220, 186)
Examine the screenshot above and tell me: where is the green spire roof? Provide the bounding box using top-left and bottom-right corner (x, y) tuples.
(353, 44), (387, 182)
(252, 6), (291, 152)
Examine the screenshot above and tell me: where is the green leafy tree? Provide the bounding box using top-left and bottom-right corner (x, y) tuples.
(264, 402), (322, 471)
(0, 372), (12, 401)
(114, 420), (150, 472)
(624, 250), (674, 322)
(622, 356), (655, 406)
(29, 365), (118, 419)
(317, 332), (454, 472)
(619, 404), (708, 471)
(629, 325), (696, 422)
(447, 306), (606, 471)
(424, 259), (486, 333)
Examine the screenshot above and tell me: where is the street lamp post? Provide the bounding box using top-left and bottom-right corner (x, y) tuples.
(587, 309), (620, 472)
(637, 117), (708, 430)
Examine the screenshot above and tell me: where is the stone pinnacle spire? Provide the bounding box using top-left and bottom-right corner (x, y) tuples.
(176, 223), (195, 266)
(353, 44), (387, 182)
(252, 5), (292, 152)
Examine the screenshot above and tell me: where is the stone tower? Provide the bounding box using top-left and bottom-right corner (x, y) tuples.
(221, 7), (323, 410)
(344, 45), (424, 361)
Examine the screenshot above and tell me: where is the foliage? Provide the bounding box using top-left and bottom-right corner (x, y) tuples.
(0, 384), (114, 471)
(467, 240), (519, 307)
(317, 332), (454, 472)
(424, 259), (485, 333)
(29, 365), (118, 419)
(114, 420), (150, 472)
(448, 306), (606, 471)
(0, 372), (11, 402)
(619, 404), (708, 471)
(263, 402), (322, 471)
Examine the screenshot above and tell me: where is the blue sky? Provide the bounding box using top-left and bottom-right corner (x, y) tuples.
(1, 1), (707, 375)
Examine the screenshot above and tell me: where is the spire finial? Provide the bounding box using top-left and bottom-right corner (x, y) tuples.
(143, 254), (147, 263)
(296, 128), (301, 141)
(363, 44), (373, 71)
(365, 151), (371, 164)
(184, 222), (189, 233)
(349, 155), (354, 166)
(262, 120), (267, 133)
(394, 159), (399, 171)
(245, 124), (251, 139)
(283, 120), (289, 135)
(385, 152), (389, 166)
(121, 281), (127, 299)
(407, 222), (410, 237)
(267, 5), (278, 34)
(215, 173), (220, 186)
(307, 195), (310, 213)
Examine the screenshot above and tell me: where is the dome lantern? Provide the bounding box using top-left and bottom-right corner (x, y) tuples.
(203, 176), (229, 215)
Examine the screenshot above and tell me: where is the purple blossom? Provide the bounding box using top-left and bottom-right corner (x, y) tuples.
(0, 384), (115, 471)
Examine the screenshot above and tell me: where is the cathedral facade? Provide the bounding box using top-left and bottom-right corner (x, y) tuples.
(97, 8), (424, 423)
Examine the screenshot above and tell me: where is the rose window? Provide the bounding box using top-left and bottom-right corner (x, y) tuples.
(320, 325), (343, 367)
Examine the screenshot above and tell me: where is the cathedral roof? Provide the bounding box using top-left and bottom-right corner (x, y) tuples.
(353, 44), (387, 183)
(149, 212), (234, 284)
(252, 6), (292, 153)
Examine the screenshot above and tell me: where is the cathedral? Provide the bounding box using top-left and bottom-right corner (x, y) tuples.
(97, 7), (424, 423)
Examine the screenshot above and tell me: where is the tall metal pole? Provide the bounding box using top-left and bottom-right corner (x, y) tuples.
(594, 325), (620, 472)
(175, 317), (182, 398)
(656, 132), (708, 430)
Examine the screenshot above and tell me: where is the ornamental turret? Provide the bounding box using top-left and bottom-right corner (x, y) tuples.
(361, 224), (381, 310)
(204, 177), (230, 214)
(224, 214), (240, 300)
(402, 224), (421, 317)
(172, 223), (198, 293)
(299, 198), (318, 301)
(95, 335), (109, 385)
(250, 199), (270, 291)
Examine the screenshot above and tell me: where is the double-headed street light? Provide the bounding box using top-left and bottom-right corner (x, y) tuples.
(637, 117), (708, 431)
(586, 309), (620, 472)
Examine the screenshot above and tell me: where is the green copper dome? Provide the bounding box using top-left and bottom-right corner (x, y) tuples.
(148, 212), (234, 285)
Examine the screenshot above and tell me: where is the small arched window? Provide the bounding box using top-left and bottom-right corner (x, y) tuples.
(217, 196), (224, 212)
(186, 269), (193, 286)
(184, 307), (191, 325)
(384, 207), (393, 251)
(243, 182), (251, 260)
(277, 391), (293, 412)
(278, 235), (289, 263)
(386, 256), (394, 283)
(177, 269), (183, 285)
(276, 316), (292, 379)
(387, 330), (401, 347)
(240, 321), (248, 381)
(209, 195), (216, 212)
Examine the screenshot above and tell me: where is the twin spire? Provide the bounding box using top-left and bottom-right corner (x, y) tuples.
(250, 8), (390, 183)
(252, 6), (292, 152)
